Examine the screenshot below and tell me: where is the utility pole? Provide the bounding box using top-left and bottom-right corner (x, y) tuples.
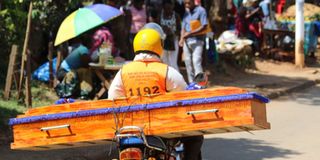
(295, 0), (304, 68)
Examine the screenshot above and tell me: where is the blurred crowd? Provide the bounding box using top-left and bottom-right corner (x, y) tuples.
(54, 0), (320, 99)
(56, 0), (211, 99)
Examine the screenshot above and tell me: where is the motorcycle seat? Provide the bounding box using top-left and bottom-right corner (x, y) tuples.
(146, 136), (167, 151)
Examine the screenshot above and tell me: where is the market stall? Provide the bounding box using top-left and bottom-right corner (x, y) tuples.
(276, 3), (320, 56)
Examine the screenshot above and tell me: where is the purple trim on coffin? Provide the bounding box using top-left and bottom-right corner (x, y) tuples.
(8, 92), (269, 126)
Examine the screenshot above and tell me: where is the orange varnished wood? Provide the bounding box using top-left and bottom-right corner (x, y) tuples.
(11, 87), (270, 150)
(21, 87), (247, 117)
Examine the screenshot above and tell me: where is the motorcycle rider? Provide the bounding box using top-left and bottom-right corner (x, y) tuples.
(108, 23), (203, 160)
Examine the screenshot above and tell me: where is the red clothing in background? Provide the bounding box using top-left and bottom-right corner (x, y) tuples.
(276, 0), (286, 14)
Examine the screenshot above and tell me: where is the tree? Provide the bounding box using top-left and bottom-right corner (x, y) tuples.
(0, 0), (84, 87)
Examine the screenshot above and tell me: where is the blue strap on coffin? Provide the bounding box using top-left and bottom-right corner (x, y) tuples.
(54, 98), (76, 104)
(8, 92), (269, 126)
(186, 82), (205, 90)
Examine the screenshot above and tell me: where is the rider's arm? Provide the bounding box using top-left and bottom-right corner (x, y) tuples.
(166, 66), (188, 92)
(108, 70), (126, 99)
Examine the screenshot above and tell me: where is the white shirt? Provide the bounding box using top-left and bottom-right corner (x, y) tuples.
(108, 53), (187, 99)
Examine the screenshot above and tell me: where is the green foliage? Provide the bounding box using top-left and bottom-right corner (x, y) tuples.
(0, 0), (85, 88)
(0, 0), (96, 134)
(0, 82), (57, 132)
(0, 0), (28, 87)
(31, 0), (83, 37)
(0, 0), (85, 46)
(0, 98), (25, 133)
(0, 1), (27, 47)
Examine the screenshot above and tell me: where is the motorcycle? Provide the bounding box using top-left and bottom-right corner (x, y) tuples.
(114, 126), (183, 160)
(113, 74), (207, 160)
(54, 73), (207, 160)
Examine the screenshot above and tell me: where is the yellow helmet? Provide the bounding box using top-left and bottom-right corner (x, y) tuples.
(133, 29), (163, 56)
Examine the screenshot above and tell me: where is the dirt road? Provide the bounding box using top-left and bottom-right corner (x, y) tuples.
(203, 84), (320, 160)
(1, 59), (319, 160)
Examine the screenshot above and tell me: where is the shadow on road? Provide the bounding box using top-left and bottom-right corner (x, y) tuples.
(0, 143), (117, 160)
(203, 138), (300, 160)
(0, 106), (22, 144)
(203, 62), (316, 91)
(277, 85), (320, 106)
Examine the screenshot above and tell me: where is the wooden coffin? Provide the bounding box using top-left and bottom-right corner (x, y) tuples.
(9, 87), (270, 150)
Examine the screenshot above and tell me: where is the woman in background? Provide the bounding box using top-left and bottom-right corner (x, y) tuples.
(160, 0), (181, 71)
(128, 0), (147, 59)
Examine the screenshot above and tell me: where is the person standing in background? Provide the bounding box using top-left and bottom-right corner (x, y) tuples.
(160, 0), (181, 71)
(194, 0), (201, 5)
(129, 0), (147, 35)
(179, 0), (208, 83)
(128, 0), (147, 59)
(174, 0), (186, 19)
(243, 0), (263, 54)
(259, 0), (277, 30)
(276, 0), (286, 14)
(144, 0), (162, 23)
(106, 0), (133, 59)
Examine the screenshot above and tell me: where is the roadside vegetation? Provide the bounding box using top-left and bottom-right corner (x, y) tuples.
(0, 0), (82, 138)
(0, 82), (57, 138)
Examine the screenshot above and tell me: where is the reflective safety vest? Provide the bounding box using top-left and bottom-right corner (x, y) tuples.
(121, 61), (168, 97)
